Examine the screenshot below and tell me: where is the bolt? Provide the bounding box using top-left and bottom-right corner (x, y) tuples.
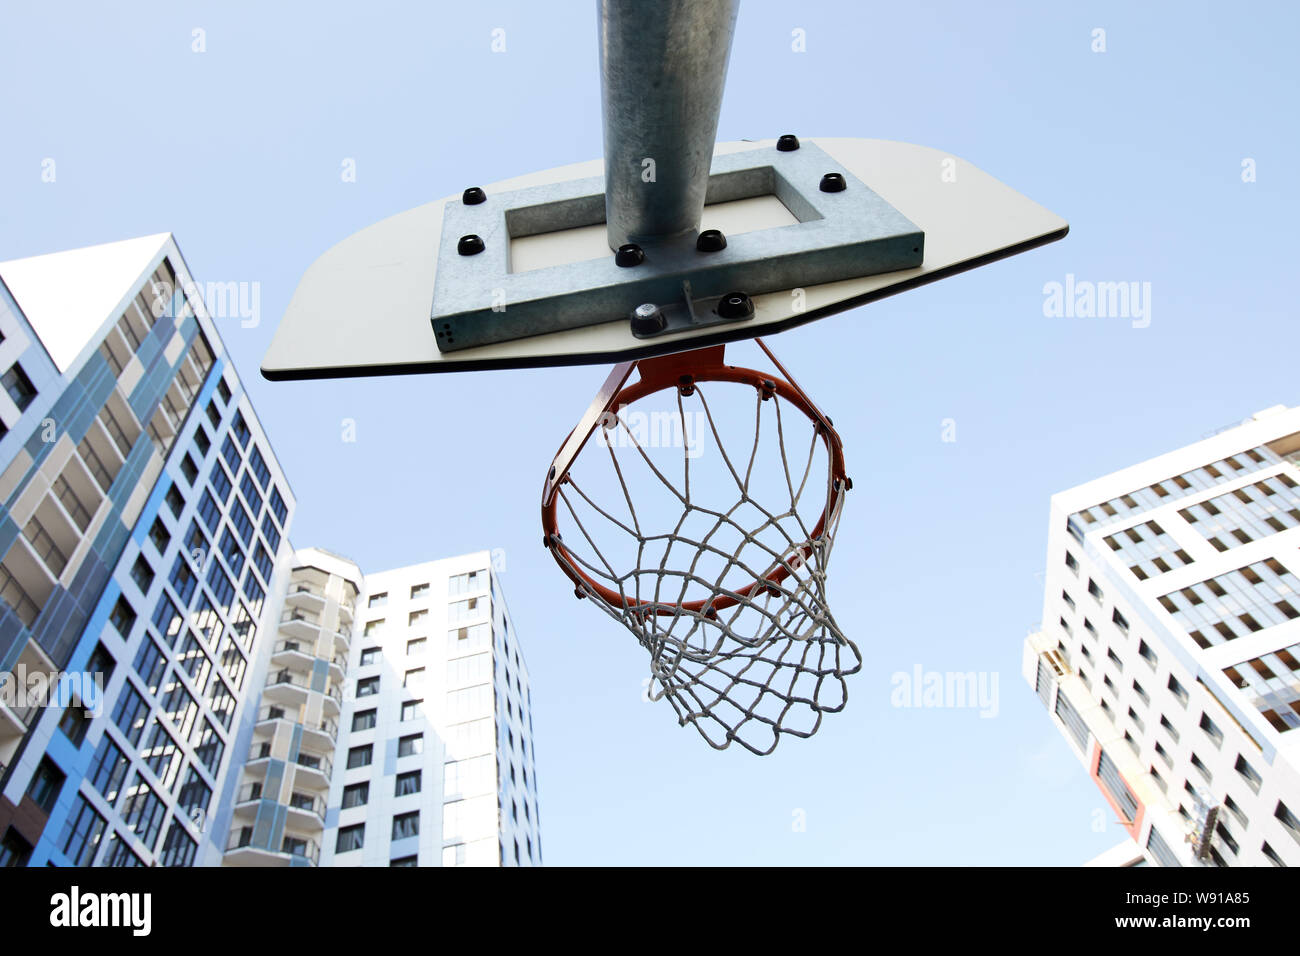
(776, 134), (800, 152)
(615, 243), (645, 267)
(462, 186), (486, 205)
(630, 303), (667, 337)
(696, 229), (727, 253)
(457, 234), (485, 256)
(678, 374), (695, 397)
(716, 291), (754, 320)
(819, 172), (847, 193)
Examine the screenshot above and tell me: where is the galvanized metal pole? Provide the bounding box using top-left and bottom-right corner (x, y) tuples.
(599, 0), (739, 250)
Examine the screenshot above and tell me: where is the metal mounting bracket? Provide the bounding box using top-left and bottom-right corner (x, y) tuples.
(430, 141), (924, 353)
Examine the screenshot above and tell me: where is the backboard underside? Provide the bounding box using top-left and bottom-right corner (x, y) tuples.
(261, 138), (1068, 381)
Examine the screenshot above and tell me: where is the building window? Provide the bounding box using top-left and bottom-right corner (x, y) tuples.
(347, 745), (373, 769)
(165, 483), (185, 517)
(268, 486), (287, 526)
(1137, 640), (1158, 669)
(177, 767), (212, 819)
(410, 583), (429, 600)
(1235, 754), (1262, 793)
(193, 425), (211, 457)
(1087, 578), (1104, 602)
(1145, 826), (1180, 867)
(368, 592), (388, 608)
(397, 734), (423, 757)
(1274, 801), (1300, 844)
(408, 609), (427, 626)
(390, 854), (418, 867)
(193, 490), (218, 535)
(1167, 674), (1189, 707)
(351, 709), (377, 732)
(401, 700), (422, 722)
(391, 811), (419, 840)
(0, 828), (33, 868)
(26, 757), (65, 813)
(1, 363), (37, 412)
(404, 667), (425, 689)
(216, 378), (232, 404)
(87, 734), (130, 806)
(130, 554), (154, 594)
(160, 820), (197, 867)
(1054, 690), (1089, 750)
(109, 595), (136, 637)
(169, 555), (197, 605)
(1189, 752), (1212, 783)
(363, 619), (384, 637)
(111, 681), (150, 746)
(406, 637), (426, 656)
(58, 700), (91, 747)
(335, 824), (364, 853)
(395, 770), (421, 797)
(209, 463), (232, 503)
(1199, 712), (1224, 748)
(449, 570), (487, 595)
(1096, 749), (1139, 822)
(357, 676), (380, 698)
(342, 782), (369, 808)
(360, 647), (380, 666)
(1159, 714), (1179, 743)
(57, 794), (106, 865)
(132, 637), (167, 696)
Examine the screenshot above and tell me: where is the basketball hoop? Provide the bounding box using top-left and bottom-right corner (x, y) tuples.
(542, 338), (861, 755)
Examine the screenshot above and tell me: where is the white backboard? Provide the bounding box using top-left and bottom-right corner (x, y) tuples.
(262, 138), (1067, 381)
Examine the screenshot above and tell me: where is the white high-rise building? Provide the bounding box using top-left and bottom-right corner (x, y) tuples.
(1024, 405), (1300, 867)
(227, 547), (541, 867)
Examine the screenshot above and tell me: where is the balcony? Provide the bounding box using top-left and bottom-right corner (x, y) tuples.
(254, 705), (338, 750)
(225, 827), (320, 867)
(284, 584), (326, 613)
(286, 791), (327, 824)
(293, 752), (333, 789)
(279, 610), (321, 641)
(247, 741), (273, 763)
(332, 627), (352, 655)
(262, 668), (313, 707)
(270, 638), (319, 670)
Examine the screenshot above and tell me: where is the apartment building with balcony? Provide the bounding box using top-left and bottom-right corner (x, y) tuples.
(0, 235), (297, 867)
(225, 547), (542, 867)
(1024, 404), (1300, 867)
(224, 549), (358, 867)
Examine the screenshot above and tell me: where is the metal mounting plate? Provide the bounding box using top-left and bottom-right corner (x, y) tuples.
(262, 138), (1068, 380)
(431, 142), (923, 352)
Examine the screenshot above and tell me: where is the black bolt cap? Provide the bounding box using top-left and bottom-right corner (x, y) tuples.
(776, 134), (800, 152)
(696, 229), (727, 253)
(462, 186), (486, 205)
(716, 291), (754, 320)
(457, 234), (485, 256)
(615, 243), (645, 267)
(819, 172), (847, 193)
(630, 303), (667, 337)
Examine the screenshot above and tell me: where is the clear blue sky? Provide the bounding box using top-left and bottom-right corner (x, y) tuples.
(3, 1), (1298, 864)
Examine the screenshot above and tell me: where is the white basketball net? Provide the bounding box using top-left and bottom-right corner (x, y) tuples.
(548, 369), (861, 755)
